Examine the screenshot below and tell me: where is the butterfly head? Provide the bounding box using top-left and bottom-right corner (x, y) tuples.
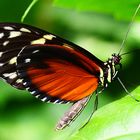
(111, 53), (122, 65)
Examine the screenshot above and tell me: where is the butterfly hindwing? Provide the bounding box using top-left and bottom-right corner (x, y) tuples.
(16, 44), (102, 103)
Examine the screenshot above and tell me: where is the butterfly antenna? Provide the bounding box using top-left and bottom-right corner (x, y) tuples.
(117, 77), (139, 102)
(118, 4), (140, 55)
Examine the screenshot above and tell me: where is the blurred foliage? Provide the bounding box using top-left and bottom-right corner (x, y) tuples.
(0, 0), (140, 140)
(21, 0), (39, 22)
(70, 86), (140, 140)
(54, 0), (140, 20)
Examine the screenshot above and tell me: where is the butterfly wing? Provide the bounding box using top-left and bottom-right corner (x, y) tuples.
(16, 44), (103, 103)
(0, 23), (57, 89)
(0, 22), (104, 103)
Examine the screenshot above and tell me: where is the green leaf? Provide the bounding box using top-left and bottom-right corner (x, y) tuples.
(53, 0), (140, 20)
(70, 86), (140, 140)
(21, 0), (38, 22)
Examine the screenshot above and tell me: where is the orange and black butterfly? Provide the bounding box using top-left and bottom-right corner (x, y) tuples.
(0, 22), (123, 130)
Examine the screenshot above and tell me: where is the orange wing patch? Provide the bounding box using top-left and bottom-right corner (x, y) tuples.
(27, 58), (99, 102)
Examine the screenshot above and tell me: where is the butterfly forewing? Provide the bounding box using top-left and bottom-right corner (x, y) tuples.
(0, 23), (57, 89)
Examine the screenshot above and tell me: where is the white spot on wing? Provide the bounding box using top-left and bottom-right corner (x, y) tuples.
(30, 91), (36, 94)
(58, 101), (63, 104)
(3, 41), (9, 46)
(9, 31), (22, 38)
(3, 72), (17, 79)
(0, 63), (4, 66)
(0, 33), (4, 39)
(20, 28), (31, 33)
(41, 97), (47, 102)
(23, 82), (27, 85)
(53, 100), (59, 104)
(43, 34), (56, 40)
(9, 57), (17, 64)
(9, 74), (17, 79)
(16, 79), (23, 83)
(26, 87), (30, 90)
(47, 100), (51, 103)
(25, 58), (31, 63)
(0, 52), (3, 57)
(31, 38), (46, 45)
(4, 26), (14, 30)
(32, 50), (39, 54)
(66, 101), (70, 104)
(35, 95), (40, 98)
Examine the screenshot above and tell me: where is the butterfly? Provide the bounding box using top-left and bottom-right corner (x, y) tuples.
(0, 22), (122, 130)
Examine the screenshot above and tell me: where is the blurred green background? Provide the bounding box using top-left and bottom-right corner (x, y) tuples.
(0, 0), (140, 140)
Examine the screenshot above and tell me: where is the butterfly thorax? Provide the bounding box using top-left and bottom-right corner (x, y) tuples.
(99, 53), (122, 87)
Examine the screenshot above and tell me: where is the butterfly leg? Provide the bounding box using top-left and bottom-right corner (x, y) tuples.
(55, 95), (92, 130)
(117, 77), (140, 102)
(79, 90), (99, 130)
